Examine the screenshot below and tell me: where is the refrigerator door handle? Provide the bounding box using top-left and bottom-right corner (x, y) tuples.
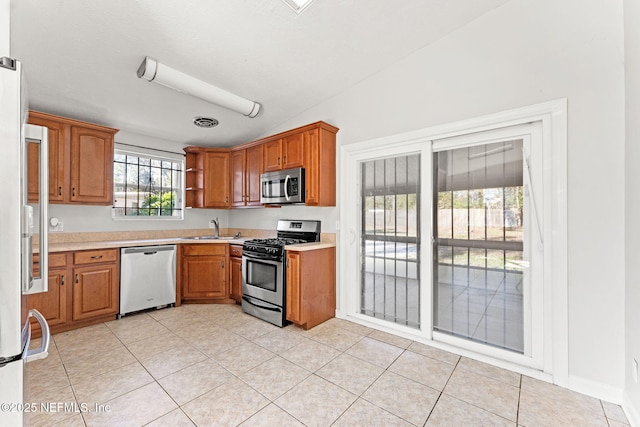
(24, 309), (50, 363)
(24, 124), (48, 295)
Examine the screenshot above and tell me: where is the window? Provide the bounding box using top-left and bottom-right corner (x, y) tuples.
(112, 145), (184, 219)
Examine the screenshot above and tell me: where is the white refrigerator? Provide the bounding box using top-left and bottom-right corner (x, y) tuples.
(0, 57), (51, 426)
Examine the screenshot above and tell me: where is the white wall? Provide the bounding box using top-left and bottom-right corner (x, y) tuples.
(624, 0), (640, 422)
(1, 0), (9, 56)
(239, 0), (627, 398)
(228, 206), (337, 233)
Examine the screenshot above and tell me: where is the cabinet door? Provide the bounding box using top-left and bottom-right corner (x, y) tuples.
(27, 268), (68, 331)
(204, 152), (230, 208)
(70, 126), (114, 204)
(72, 263), (118, 321)
(286, 252), (302, 324)
(263, 139), (282, 172)
(282, 132), (304, 169)
(230, 256), (243, 303)
(303, 129), (320, 206)
(27, 116), (67, 203)
(230, 150), (246, 207)
(246, 144), (263, 206)
(182, 255), (228, 299)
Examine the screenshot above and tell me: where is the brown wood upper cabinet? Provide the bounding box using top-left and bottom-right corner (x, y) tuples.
(27, 111), (118, 205)
(231, 144), (263, 208)
(190, 121), (338, 208)
(249, 121), (338, 206)
(263, 133), (305, 172)
(184, 147), (231, 209)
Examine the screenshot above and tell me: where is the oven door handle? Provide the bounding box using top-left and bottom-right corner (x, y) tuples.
(242, 296), (281, 312)
(242, 252), (281, 262)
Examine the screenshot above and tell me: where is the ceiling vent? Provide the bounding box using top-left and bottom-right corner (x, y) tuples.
(193, 116), (219, 128)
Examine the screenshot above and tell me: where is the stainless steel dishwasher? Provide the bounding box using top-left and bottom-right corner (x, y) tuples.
(119, 245), (176, 318)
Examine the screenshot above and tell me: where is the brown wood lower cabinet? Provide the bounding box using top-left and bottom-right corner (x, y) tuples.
(229, 244), (243, 304)
(27, 249), (119, 337)
(179, 244), (232, 303)
(286, 246), (336, 330)
(72, 263), (119, 321)
(28, 253), (69, 333)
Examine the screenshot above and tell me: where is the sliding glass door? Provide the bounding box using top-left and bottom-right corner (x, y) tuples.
(360, 154), (420, 328)
(343, 105), (565, 374)
(433, 136), (533, 355)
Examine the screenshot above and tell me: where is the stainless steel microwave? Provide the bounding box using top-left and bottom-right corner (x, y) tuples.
(260, 167), (305, 204)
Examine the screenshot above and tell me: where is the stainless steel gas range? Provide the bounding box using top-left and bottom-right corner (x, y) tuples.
(241, 219), (321, 327)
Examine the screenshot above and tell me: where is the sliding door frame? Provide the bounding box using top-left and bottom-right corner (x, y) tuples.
(338, 99), (567, 385)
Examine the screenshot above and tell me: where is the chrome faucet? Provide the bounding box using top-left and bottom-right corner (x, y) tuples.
(211, 217), (219, 238)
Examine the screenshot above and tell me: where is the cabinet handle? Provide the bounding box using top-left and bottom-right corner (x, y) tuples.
(61, 275), (65, 286)
(277, 157), (280, 165)
(72, 187), (76, 197)
(221, 261), (225, 269)
(58, 186), (62, 196)
(90, 255), (103, 259)
(75, 274), (78, 284)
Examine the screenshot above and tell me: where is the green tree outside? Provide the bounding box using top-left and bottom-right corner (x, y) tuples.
(141, 191), (175, 216)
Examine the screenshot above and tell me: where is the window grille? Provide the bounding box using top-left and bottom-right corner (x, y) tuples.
(360, 154), (421, 328)
(433, 139), (525, 353)
(112, 146), (184, 219)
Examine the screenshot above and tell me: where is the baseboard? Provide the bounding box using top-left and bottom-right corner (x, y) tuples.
(568, 375), (623, 404)
(623, 391), (640, 427)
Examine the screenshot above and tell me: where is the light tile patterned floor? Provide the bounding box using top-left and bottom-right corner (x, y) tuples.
(25, 304), (629, 426)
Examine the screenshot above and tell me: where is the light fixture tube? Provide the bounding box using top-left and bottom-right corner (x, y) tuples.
(137, 57), (261, 118)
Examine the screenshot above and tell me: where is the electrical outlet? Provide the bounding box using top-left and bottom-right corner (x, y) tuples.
(633, 358), (639, 384)
(48, 218), (63, 232)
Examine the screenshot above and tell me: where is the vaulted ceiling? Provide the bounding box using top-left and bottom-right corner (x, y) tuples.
(11, 0), (509, 147)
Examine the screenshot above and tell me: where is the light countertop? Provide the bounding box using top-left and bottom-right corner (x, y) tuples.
(45, 237), (335, 253)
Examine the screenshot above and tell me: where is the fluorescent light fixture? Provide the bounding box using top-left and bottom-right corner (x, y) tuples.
(137, 57), (261, 118)
(281, 0), (315, 14)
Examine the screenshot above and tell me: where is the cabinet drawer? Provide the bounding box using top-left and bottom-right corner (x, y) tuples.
(182, 244), (227, 256)
(73, 249), (118, 265)
(34, 252), (68, 268)
(33, 252), (68, 276)
(229, 244), (243, 258)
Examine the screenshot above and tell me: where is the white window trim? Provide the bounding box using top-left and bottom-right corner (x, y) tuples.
(112, 144), (186, 221)
(338, 99), (567, 386)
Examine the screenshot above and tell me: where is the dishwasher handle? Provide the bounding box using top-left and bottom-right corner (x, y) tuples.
(121, 245), (176, 255)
